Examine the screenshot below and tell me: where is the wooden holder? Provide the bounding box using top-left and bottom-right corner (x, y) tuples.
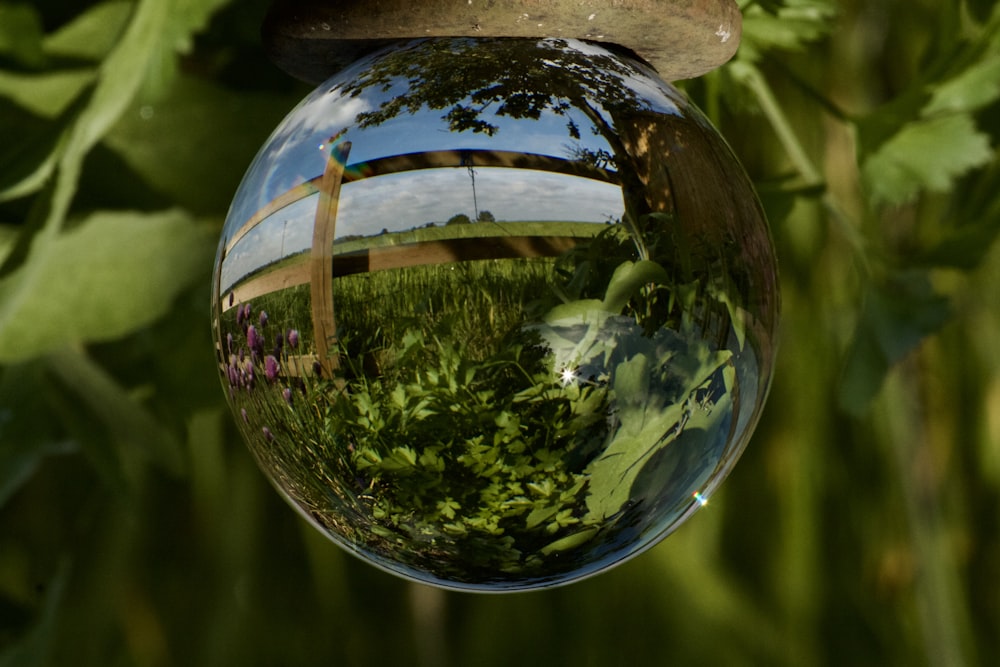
(262, 0), (743, 83)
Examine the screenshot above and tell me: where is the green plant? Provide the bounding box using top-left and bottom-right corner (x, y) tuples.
(2, 0), (1000, 663)
(217, 210), (746, 587)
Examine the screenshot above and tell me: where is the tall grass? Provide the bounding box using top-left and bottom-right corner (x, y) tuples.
(330, 257), (555, 366)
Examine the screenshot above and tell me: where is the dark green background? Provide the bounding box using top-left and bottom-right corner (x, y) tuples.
(1, 1), (999, 665)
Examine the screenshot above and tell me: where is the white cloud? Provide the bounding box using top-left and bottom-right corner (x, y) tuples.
(336, 167), (623, 237)
(221, 194), (318, 291)
(220, 166), (625, 291)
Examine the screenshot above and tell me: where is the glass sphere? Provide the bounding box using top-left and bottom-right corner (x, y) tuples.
(212, 37), (779, 591)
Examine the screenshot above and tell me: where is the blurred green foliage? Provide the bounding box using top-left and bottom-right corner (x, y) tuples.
(1, 0), (999, 665)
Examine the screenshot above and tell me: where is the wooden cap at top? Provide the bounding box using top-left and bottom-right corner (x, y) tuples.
(263, 0), (743, 83)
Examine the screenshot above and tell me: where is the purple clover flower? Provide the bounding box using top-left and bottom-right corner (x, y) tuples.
(259, 310), (268, 327)
(264, 355), (280, 382)
(282, 387), (293, 406)
(262, 426), (274, 441)
(228, 292), (234, 307)
(236, 304), (244, 326)
(244, 303), (252, 323)
(287, 329), (299, 349)
(246, 325), (260, 352)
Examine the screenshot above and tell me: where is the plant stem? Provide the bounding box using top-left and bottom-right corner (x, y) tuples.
(409, 583), (449, 667)
(879, 360), (974, 666)
(732, 60), (873, 275)
(731, 61), (824, 188)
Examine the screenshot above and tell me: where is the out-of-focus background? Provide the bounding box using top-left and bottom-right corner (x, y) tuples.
(1, 1), (998, 665)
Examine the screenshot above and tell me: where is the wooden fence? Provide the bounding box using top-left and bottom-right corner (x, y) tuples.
(214, 145), (617, 379)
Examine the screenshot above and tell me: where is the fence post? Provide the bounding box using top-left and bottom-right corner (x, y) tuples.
(311, 141), (352, 377)
(213, 242), (227, 370)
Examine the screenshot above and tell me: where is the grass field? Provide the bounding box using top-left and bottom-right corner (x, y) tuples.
(221, 219), (609, 294)
(216, 220), (751, 589)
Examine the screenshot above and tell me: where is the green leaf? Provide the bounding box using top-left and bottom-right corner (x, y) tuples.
(139, 0), (233, 100)
(0, 362), (77, 509)
(0, 98), (67, 203)
(43, 364), (132, 493)
(838, 271), (951, 415)
(0, 3), (45, 68)
(542, 298), (605, 324)
(41, 1), (133, 61)
(0, 69), (96, 118)
(752, 0), (787, 15)
(612, 354), (652, 431)
(46, 347), (185, 475)
(170, 0), (233, 50)
(381, 446), (418, 472)
(0, 0), (170, 209)
(540, 527), (599, 555)
(64, 0), (169, 163)
(739, 0), (837, 63)
(49, 348), (182, 473)
(0, 209), (214, 363)
(585, 349), (734, 520)
(923, 55), (1000, 116)
(104, 74), (304, 214)
(526, 504), (560, 529)
(861, 114), (993, 206)
(0, 561), (71, 667)
(0, 224), (16, 263)
(601, 260), (669, 313)
(918, 191), (1000, 269)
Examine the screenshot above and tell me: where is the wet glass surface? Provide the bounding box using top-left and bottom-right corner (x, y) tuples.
(213, 38), (779, 591)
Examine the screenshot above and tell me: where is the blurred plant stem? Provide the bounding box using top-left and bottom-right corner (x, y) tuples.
(878, 359), (975, 667)
(729, 59), (871, 274)
(409, 583), (449, 667)
(47, 346), (183, 476)
(730, 60), (823, 189)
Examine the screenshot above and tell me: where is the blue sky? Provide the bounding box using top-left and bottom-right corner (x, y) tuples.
(219, 167), (625, 292)
(219, 38), (686, 289)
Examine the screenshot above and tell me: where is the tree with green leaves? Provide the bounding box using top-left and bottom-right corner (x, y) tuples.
(337, 38), (668, 224)
(445, 213), (471, 225)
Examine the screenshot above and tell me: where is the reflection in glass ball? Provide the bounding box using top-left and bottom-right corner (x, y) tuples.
(212, 38), (779, 591)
